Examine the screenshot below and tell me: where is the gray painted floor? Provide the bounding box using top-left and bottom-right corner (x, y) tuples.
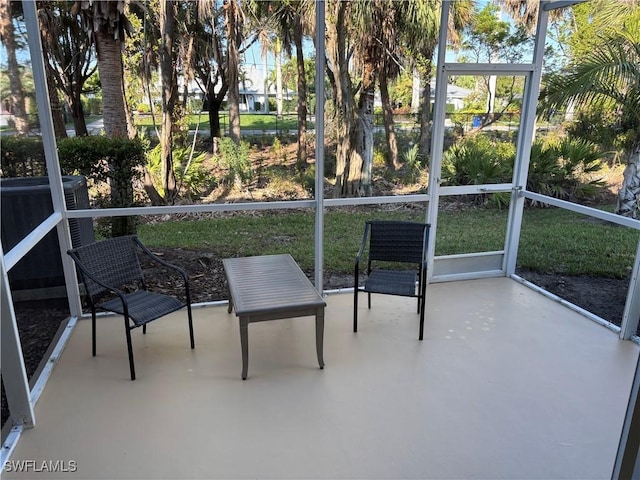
(4, 278), (639, 479)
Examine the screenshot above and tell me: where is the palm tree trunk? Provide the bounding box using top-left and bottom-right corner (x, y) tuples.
(357, 84), (375, 197)
(294, 15), (308, 170)
(418, 61), (434, 158)
(226, 0), (242, 144)
(95, 30), (129, 138)
(327, 0), (361, 197)
(159, 0), (178, 204)
(616, 144), (640, 218)
(379, 72), (400, 170)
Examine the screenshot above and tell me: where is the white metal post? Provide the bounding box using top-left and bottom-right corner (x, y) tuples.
(425, 0), (451, 280)
(314, 0), (326, 293)
(621, 238), (640, 340)
(22, 1), (82, 317)
(0, 252), (35, 429)
(503, 2), (550, 275)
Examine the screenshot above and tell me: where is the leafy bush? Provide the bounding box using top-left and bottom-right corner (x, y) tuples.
(0, 137), (46, 177)
(57, 136), (146, 236)
(442, 135), (515, 186)
(527, 138), (605, 202)
(217, 137), (253, 188)
(145, 144), (215, 200)
(403, 144), (423, 183)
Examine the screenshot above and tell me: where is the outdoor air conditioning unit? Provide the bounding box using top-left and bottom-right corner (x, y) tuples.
(1, 175), (95, 298)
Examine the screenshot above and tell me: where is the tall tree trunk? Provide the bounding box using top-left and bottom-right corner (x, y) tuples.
(95, 30), (129, 138)
(69, 92), (89, 137)
(294, 15), (307, 170)
(616, 144), (640, 218)
(379, 72), (400, 170)
(0, 0), (29, 136)
(357, 84), (375, 197)
(327, 1), (361, 197)
(418, 60), (434, 158)
(275, 38), (283, 116)
(411, 68), (421, 114)
(45, 62), (67, 139)
(226, 0), (242, 144)
(94, 29), (134, 235)
(159, 0), (178, 204)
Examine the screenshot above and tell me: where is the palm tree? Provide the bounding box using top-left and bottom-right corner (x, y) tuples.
(72, 0), (135, 139)
(72, 0), (137, 235)
(540, 11), (640, 218)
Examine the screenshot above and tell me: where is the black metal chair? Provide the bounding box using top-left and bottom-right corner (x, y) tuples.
(354, 220), (431, 340)
(67, 235), (194, 380)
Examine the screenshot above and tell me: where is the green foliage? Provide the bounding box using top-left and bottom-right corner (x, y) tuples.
(566, 106), (636, 164)
(217, 137), (253, 188)
(146, 144), (215, 200)
(56, 136), (146, 236)
(402, 144), (423, 183)
(0, 137), (46, 177)
(527, 138), (605, 202)
(442, 135), (605, 206)
(57, 136), (145, 191)
(442, 135), (515, 186)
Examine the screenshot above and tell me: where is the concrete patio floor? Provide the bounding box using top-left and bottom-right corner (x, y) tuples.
(4, 277), (639, 479)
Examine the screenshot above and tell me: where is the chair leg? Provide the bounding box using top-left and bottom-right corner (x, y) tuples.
(367, 292), (371, 309)
(419, 294), (426, 341)
(187, 303), (195, 349)
(91, 308), (97, 357)
(142, 324), (147, 335)
(353, 286), (359, 332)
(418, 269), (427, 340)
(124, 319), (136, 381)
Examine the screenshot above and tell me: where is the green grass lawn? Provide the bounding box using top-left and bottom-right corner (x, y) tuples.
(137, 205), (639, 279)
(134, 113), (314, 132)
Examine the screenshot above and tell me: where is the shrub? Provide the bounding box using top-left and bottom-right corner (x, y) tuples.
(527, 138), (605, 202)
(0, 137), (46, 177)
(217, 137), (253, 188)
(146, 144), (216, 200)
(57, 136), (146, 236)
(442, 135), (514, 186)
(403, 144), (423, 183)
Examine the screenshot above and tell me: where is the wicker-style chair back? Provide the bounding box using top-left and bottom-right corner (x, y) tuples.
(71, 235), (143, 299)
(368, 221), (426, 264)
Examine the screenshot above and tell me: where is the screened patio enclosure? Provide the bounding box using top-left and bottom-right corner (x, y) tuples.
(2, 0), (640, 477)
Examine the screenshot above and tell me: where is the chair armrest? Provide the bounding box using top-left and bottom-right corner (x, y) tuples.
(355, 222), (371, 268)
(133, 237), (189, 283)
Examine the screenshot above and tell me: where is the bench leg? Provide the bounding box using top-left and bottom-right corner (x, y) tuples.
(240, 318), (249, 380)
(316, 308), (325, 369)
